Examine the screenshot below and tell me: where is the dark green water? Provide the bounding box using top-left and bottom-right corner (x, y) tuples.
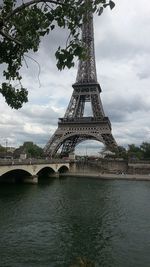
(1, 177), (150, 267)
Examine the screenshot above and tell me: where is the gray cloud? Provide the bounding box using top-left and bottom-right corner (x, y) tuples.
(20, 105), (60, 126)
(1, 0), (150, 154)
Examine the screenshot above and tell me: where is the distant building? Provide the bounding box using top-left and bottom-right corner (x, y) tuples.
(13, 147), (26, 159)
(69, 153), (75, 160)
(7, 147), (16, 153)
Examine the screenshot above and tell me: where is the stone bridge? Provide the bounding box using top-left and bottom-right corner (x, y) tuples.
(0, 159), (70, 184)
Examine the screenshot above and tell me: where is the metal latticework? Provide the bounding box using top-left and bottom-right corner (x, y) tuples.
(76, 10), (97, 84)
(44, 8), (117, 157)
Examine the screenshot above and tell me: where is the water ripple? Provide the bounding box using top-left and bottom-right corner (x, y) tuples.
(1, 179), (150, 266)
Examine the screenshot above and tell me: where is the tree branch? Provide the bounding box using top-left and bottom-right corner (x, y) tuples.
(5, 0), (67, 21)
(0, 29), (22, 45)
(24, 54), (41, 87)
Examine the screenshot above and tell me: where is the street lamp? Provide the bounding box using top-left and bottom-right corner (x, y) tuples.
(5, 139), (8, 158)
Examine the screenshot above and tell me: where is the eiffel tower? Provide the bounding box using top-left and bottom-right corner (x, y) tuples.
(44, 7), (118, 157)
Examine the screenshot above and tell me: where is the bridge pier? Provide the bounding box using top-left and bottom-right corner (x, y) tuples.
(50, 172), (59, 178)
(69, 162), (76, 173)
(23, 175), (38, 184)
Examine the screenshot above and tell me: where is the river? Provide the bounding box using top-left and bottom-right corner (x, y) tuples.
(0, 177), (150, 267)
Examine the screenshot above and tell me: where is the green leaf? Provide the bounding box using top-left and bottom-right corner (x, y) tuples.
(50, 25), (55, 30)
(0, 83), (28, 109)
(0, 0), (115, 109)
(109, 1), (115, 10)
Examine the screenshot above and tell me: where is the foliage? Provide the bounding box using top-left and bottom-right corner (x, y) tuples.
(116, 145), (128, 159)
(18, 141), (44, 158)
(140, 142), (150, 159)
(102, 142), (150, 160)
(127, 142), (150, 160)
(127, 144), (143, 160)
(0, 0), (115, 109)
(0, 144), (5, 152)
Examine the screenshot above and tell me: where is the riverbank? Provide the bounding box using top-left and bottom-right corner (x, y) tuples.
(61, 172), (150, 181)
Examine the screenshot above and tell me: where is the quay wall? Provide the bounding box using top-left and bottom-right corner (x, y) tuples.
(61, 172), (150, 181)
(70, 159), (150, 175)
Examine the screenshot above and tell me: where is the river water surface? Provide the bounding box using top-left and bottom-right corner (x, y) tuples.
(0, 177), (150, 267)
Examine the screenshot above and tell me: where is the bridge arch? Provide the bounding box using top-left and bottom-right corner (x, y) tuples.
(0, 166), (33, 177)
(0, 169), (32, 183)
(58, 165), (69, 173)
(37, 166), (56, 178)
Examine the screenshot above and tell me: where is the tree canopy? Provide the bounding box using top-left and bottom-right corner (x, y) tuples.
(0, 0), (115, 109)
(15, 141), (44, 158)
(101, 142), (150, 160)
(116, 142), (150, 160)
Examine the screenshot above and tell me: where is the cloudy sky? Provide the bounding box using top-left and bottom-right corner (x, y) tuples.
(0, 0), (150, 155)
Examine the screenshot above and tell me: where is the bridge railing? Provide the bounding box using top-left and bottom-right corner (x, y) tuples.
(0, 158), (70, 166)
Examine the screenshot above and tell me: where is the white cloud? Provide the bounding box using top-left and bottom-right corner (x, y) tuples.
(23, 123), (45, 135)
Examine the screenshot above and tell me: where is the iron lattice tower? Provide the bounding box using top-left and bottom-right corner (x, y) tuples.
(44, 8), (118, 157)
